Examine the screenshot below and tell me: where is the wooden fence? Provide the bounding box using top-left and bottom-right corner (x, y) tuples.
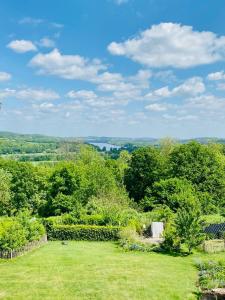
(0, 235), (47, 259)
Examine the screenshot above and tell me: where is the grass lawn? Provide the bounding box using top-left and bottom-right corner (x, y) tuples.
(0, 241), (223, 300)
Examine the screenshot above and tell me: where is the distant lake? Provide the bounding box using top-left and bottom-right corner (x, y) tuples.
(89, 142), (121, 151)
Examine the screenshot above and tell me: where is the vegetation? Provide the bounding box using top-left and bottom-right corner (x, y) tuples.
(0, 139), (224, 254)
(48, 224), (120, 241)
(0, 212), (45, 251)
(197, 260), (225, 290)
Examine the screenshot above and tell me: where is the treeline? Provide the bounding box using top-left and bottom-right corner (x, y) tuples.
(0, 141), (225, 220)
(125, 141), (225, 215)
(0, 145), (130, 218)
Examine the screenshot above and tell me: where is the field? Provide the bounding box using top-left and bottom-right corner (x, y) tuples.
(0, 242), (223, 300)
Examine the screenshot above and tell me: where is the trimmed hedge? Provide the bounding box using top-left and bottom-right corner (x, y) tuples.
(47, 224), (120, 241)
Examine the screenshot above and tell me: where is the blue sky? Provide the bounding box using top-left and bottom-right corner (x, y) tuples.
(1, 0), (225, 138)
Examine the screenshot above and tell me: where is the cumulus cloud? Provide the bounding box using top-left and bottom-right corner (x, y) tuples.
(7, 40), (37, 53)
(108, 23), (225, 68)
(30, 48), (106, 80)
(185, 94), (225, 111)
(145, 77), (205, 100)
(145, 103), (167, 111)
(0, 72), (11, 81)
(66, 90), (97, 100)
(207, 71), (225, 80)
(0, 88), (59, 101)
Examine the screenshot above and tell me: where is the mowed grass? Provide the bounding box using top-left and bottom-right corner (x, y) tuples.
(0, 242), (223, 300)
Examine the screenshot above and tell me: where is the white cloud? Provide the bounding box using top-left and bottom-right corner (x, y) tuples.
(207, 71), (225, 80)
(185, 94), (225, 111)
(38, 38), (55, 48)
(7, 40), (37, 53)
(19, 17), (44, 25)
(163, 114), (198, 121)
(30, 48), (106, 80)
(108, 23), (225, 68)
(18, 17), (64, 29)
(66, 90), (97, 100)
(145, 77), (205, 100)
(0, 88), (59, 101)
(0, 72), (11, 81)
(145, 103), (167, 111)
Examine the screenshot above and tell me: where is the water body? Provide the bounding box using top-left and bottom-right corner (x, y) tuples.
(89, 142), (121, 151)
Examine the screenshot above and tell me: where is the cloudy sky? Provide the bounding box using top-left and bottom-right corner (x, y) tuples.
(1, 0), (225, 138)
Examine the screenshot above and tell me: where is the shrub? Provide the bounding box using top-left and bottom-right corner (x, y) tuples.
(0, 218), (27, 251)
(47, 224), (120, 241)
(196, 260), (225, 290)
(119, 226), (158, 252)
(16, 211), (45, 242)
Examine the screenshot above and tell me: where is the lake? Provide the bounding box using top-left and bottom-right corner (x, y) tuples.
(89, 142), (121, 151)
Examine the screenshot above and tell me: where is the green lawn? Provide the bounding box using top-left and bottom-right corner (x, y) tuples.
(0, 241), (223, 300)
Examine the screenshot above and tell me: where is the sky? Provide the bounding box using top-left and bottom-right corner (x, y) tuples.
(1, 0), (225, 138)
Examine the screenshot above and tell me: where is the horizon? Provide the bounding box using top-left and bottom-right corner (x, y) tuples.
(0, 129), (223, 141)
(1, 1), (225, 137)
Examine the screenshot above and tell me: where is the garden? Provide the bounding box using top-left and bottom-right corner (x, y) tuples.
(0, 141), (225, 299)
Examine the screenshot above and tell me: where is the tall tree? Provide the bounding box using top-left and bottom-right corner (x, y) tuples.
(124, 147), (166, 202)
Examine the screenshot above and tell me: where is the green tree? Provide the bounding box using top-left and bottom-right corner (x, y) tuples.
(124, 147), (166, 202)
(0, 169), (12, 216)
(142, 177), (197, 212)
(169, 141), (225, 211)
(175, 205), (205, 253)
(0, 160), (42, 213)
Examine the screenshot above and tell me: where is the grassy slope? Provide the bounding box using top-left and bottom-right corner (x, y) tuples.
(0, 241), (223, 300)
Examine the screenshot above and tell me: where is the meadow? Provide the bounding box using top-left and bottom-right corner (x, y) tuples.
(0, 241), (223, 300)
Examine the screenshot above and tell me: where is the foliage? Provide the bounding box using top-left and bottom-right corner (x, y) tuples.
(169, 141), (225, 212)
(124, 147), (166, 202)
(48, 224), (120, 241)
(142, 177), (197, 212)
(0, 168), (12, 216)
(17, 211), (45, 242)
(175, 205), (205, 253)
(119, 226), (157, 252)
(0, 218), (27, 251)
(0, 212), (45, 251)
(196, 260), (225, 290)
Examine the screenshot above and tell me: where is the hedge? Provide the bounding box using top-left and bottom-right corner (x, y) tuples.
(47, 224), (120, 241)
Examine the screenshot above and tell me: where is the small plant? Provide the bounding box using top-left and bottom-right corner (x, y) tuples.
(196, 260), (225, 290)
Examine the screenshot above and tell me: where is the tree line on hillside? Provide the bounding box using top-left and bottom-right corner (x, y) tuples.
(0, 141), (224, 218)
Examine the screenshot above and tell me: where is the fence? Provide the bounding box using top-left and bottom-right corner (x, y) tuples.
(204, 223), (225, 239)
(0, 235), (47, 259)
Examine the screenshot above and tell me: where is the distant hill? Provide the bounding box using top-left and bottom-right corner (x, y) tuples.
(0, 131), (225, 146)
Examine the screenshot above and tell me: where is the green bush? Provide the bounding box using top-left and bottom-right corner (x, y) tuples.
(0, 218), (27, 251)
(48, 224), (120, 241)
(17, 212), (45, 242)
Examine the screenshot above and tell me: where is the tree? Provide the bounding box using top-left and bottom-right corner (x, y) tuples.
(142, 177), (197, 212)
(175, 205), (205, 253)
(169, 141), (225, 211)
(0, 160), (42, 214)
(124, 147), (166, 202)
(0, 169), (12, 216)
